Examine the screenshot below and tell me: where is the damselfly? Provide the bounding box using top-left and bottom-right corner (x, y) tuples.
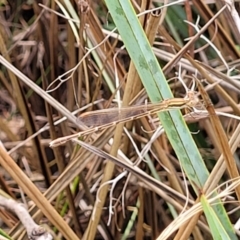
(50, 91), (199, 147)
(78, 91), (199, 126)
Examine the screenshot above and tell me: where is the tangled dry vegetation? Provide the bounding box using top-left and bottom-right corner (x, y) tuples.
(1, 0), (240, 239)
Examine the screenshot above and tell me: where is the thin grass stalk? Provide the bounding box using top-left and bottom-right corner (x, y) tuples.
(136, 188), (144, 240)
(198, 80), (240, 198)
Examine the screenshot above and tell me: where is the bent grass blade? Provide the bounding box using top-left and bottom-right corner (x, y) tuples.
(50, 91), (199, 147)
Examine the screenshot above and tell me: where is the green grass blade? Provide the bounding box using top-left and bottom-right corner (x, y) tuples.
(105, 0), (207, 188)
(201, 195), (231, 240)
(104, 1), (237, 238)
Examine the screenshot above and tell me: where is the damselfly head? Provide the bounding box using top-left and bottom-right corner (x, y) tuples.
(184, 91), (199, 107)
